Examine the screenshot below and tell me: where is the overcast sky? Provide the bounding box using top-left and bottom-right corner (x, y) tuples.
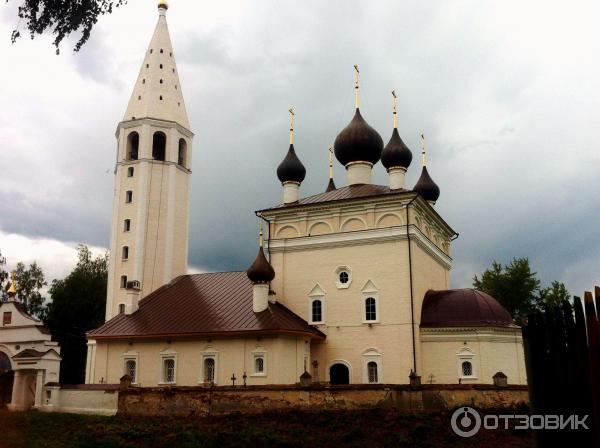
(1, 1), (599, 297)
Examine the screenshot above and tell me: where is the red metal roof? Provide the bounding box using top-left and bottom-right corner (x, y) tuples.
(89, 272), (325, 340)
(262, 184), (411, 210)
(420, 289), (519, 328)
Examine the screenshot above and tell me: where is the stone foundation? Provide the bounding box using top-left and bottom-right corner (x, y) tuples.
(118, 384), (528, 416)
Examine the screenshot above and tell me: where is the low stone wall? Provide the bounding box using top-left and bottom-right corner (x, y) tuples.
(118, 384), (529, 416)
(42, 384), (119, 416)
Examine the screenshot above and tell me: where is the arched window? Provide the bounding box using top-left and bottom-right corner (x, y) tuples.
(204, 357), (215, 382)
(462, 361), (473, 377)
(119, 304), (126, 314)
(367, 361), (378, 383)
(311, 299), (322, 323)
(152, 132), (166, 161)
(178, 138), (187, 167)
(163, 358), (175, 383)
(255, 357), (264, 374)
(120, 275), (127, 288)
(365, 297), (377, 321)
(125, 359), (136, 382)
(126, 132), (139, 161)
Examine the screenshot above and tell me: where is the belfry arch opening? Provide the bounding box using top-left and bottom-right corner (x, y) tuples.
(152, 132), (167, 161)
(178, 138), (187, 167)
(126, 132), (139, 161)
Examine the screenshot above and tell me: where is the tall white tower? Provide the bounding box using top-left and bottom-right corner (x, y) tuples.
(105, 1), (193, 320)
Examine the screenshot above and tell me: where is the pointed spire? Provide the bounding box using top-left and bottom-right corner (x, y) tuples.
(392, 90), (398, 129)
(326, 146), (336, 192)
(289, 107), (295, 145)
(123, 2), (190, 128)
(421, 133), (427, 166)
(354, 64), (361, 109)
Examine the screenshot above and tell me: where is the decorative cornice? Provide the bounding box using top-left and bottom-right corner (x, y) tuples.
(266, 224), (453, 269)
(420, 326), (523, 343)
(116, 117), (194, 138)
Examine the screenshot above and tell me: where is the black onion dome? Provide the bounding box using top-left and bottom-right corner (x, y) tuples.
(413, 166), (440, 202)
(277, 144), (306, 183)
(246, 247), (275, 284)
(381, 128), (413, 170)
(334, 109), (383, 166)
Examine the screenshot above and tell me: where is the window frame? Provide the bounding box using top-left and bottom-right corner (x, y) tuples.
(362, 348), (383, 384)
(122, 351), (139, 385)
(364, 297), (378, 323)
(457, 348), (477, 380)
(334, 266), (352, 289)
(199, 350), (218, 384)
(159, 350), (178, 385)
(307, 283), (326, 325)
(251, 349), (267, 377)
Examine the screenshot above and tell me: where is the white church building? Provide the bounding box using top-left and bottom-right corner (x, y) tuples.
(85, 1), (526, 388)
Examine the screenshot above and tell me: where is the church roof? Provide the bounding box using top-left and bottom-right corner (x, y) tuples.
(420, 289), (518, 329)
(122, 4), (190, 128)
(89, 272), (324, 340)
(262, 184), (411, 211)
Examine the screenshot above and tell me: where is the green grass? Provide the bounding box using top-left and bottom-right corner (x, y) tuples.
(0, 408), (532, 448)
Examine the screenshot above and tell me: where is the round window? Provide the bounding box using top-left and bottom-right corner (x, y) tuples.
(339, 271), (349, 284)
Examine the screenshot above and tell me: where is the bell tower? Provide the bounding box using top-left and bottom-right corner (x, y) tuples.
(105, 1), (193, 320)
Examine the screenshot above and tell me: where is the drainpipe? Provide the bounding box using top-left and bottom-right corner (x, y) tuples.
(405, 195), (418, 374)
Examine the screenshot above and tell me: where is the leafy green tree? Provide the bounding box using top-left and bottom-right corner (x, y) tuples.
(473, 258), (541, 325)
(8, 0), (127, 53)
(473, 258), (571, 324)
(13, 261), (47, 318)
(45, 245), (108, 384)
(538, 280), (571, 309)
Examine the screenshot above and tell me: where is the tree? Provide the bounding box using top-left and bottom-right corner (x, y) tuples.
(473, 258), (571, 324)
(8, 0), (127, 54)
(538, 280), (571, 309)
(13, 261), (47, 318)
(45, 245), (108, 384)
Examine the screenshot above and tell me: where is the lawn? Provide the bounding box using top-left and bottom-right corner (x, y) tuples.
(0, 408), (532, 448)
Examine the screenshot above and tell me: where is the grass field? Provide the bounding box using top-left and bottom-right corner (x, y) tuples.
(0, 408), (532, 448)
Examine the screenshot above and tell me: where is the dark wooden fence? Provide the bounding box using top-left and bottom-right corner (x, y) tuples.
(523, 287), (600, 447)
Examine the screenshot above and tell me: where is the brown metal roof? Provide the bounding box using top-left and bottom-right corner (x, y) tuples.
(420, 289), (519, 329)
(262, 184), (411, 211)
(89, 272), (325, 340)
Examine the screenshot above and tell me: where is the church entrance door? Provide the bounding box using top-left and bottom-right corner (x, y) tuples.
(0, 352), (13, 407)
(329, 363), (350, 385)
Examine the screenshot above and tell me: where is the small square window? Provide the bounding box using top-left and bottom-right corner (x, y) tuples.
(3, 312), (12, 325)
(127, 167), (134, 177)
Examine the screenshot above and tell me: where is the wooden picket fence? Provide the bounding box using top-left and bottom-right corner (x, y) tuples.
(523, 287), (600, 447)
